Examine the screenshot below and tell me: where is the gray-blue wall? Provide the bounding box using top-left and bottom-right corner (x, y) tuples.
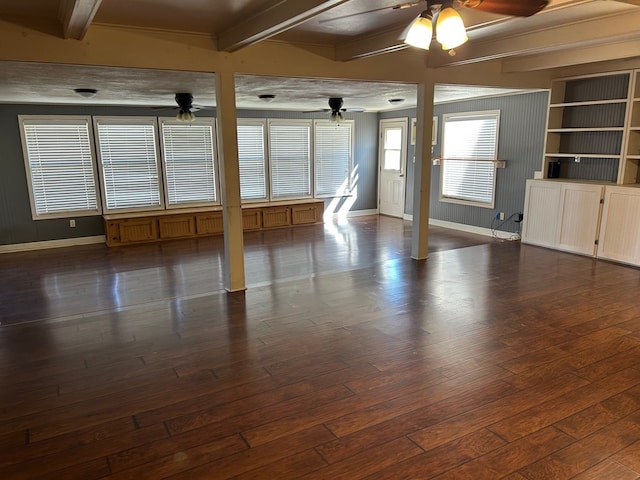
(382, 91), (549, 234)
(0, 105), (379, 245)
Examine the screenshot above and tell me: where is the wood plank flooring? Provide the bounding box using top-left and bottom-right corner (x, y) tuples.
(1, 215), (640, 479)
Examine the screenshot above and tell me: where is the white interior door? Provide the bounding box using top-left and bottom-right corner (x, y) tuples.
(378, 118), (407, 218)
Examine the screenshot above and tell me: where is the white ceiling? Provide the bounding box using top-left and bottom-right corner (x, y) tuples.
(0, 61), (535, 111)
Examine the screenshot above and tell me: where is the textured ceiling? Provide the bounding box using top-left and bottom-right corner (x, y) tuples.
(0, 62), (536, 111)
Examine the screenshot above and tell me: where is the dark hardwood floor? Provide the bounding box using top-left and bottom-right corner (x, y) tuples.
(1, 215), (639, 479)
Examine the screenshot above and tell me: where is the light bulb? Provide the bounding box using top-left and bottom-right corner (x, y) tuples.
(436, 8), (467, 50)
(404, 15), (432, 50)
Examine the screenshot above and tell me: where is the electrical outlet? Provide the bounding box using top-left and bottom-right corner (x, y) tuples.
(69, 219), (76, 228)
(499, 212), (505, 221)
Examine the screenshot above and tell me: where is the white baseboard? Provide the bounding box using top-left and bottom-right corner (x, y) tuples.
(403, 214), (413, 221)
(0, 235), (106, 254)
(428, 218), (519, 240)
(327, 208), (378, 219)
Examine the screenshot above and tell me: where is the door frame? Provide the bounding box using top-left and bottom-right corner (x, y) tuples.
(378, 117), (408, 217)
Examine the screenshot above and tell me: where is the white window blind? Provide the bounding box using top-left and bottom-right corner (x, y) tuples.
(314, 121), (353, 197)
(237, 121), (267, 201)
(160, 119), (218, 207)
(19, 116), (100, 219)
(441, 111), (499, 207)
(95, 118), (163, 212)
(269, 121), (311, 200)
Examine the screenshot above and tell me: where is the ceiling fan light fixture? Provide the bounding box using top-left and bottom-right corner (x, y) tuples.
(435, 7), (468, 50)
(176, 110), (196, 122)
(330, 111), (343, 123)
(404, 14), (432, 50)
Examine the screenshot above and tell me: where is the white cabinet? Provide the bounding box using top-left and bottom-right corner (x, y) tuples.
(597, 186), (640, 266)
(522, 180), (561, 248)
(555, 183), (604, 256)
(522, 180), (604, 257)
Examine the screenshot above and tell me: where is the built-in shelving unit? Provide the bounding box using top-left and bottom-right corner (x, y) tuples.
(623, 71), (640, 184)
(544, 71), (632, 184)
(526, 70), (640, 266)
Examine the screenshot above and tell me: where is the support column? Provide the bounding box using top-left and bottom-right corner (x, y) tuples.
(411, 81), (435, 260)
(215, 71), (246, 292)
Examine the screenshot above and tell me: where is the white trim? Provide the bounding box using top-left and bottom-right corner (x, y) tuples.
(378, 118), (408, 218)
(326, 208), (378, 219)
(0, 235), (106, 254)
(440, 110), (500, 209)
(345, 208), (378, 217)
(159, 117), (221, 209)
(428, 218), (518, 240)
(18, 115), (102, 220)
(403, 213), (413, 221)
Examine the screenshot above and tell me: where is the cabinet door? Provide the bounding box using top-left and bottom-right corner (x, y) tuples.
(522, 180), (562, 248)
(555, 183), (603, 256)
(597, 186), (640, 266)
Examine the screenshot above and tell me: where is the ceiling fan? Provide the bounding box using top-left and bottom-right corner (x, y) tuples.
(154, 93), (208, 122)
(322, 0), (549, 53)
(306, 97), (365, 122)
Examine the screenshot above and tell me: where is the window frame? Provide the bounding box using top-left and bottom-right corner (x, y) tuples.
(237, 118), (269, 203)
(313, 119), (354, 198)
(158, 117), (220, 209)
(18, 115), (102, 220)
(439, 110), (500, 209)
(267, 119), (313, 201)
(93, 116), (165, 214)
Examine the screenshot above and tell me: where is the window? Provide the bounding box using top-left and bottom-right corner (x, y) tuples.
(237, 120), (267, 201)
(19, 116), (101, 219)
(441, 110), (500, 208)
(94, 117), (163, 212)
(383, 126), (403, 171)
(160, 118), (218, 207)
(314, 120), (353, 197)
(269, 120), (311, 200)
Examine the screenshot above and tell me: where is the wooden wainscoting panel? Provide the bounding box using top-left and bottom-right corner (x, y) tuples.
(118, 218), (159, 244)
(243, 209), (262, 230)
(292, 202), (323, 225)
(159, 216), (196, 239)
(262, 207), (291, 228)
(196, 212), (224, 235)
(104, 201), (324, 246)
(105, 221), (122, 246)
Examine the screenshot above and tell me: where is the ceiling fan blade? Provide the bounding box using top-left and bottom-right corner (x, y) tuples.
(319, 1), (423, 24)
(458, 0), (549, 16)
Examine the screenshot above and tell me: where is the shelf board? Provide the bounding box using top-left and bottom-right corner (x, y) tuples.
(547, 127), (624, 133)
(545, 153), (621, 159)
(549, 99), (628, 108)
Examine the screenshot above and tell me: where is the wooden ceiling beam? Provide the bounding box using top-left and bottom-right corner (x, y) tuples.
(217, 0), (349, 52)
(503, 37), (640, 72)
(59, 0), (102, 40)
(335, 27), (409, 61)
(427, 9), (640, 67)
